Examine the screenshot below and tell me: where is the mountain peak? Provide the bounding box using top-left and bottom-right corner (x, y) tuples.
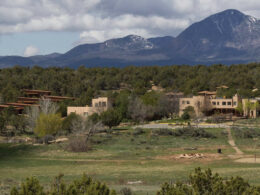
(125, 34), (144, 41)
(208, 9), (258, 25)
(178, 9), (258, 39)
(217, 9), (244, 16)
(104, 34), (154, 50)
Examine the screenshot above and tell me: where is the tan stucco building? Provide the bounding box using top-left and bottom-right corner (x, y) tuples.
(67, 97), (112, 117)
(242, 98), (260, 118)
(179, 90), (260, 118)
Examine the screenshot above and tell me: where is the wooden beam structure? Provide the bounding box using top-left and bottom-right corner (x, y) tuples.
(6, 103), (39, 107)
(44, 95), (75, 101)
(0, 89), (76, 115)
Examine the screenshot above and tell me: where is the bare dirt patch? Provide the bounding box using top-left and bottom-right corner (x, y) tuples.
(155, 153), (223, 162)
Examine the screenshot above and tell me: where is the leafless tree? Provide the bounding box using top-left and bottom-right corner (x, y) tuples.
(157, 94), (179, 117)
(0, 94), (3, 104)
(25, 106), (40, 132)
(39, 98), (59, 114)
(71, 116), (87, 135)
(70, 115), (102, 144)
(128, 97), (145, 122)
(128, 97), (154, 122)
(25, 98), (59, 132)
(85, 121), (102, 144)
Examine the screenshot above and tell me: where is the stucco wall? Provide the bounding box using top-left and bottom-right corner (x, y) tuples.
(67, 97), (112, 117)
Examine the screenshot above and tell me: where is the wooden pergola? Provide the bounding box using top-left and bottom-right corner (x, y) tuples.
(0, 89), (76, 114)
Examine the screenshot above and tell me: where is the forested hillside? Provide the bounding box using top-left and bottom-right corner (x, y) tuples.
(1, 63), (260, 103)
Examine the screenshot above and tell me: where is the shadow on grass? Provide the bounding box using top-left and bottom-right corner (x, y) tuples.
(0, 143), (43, 160)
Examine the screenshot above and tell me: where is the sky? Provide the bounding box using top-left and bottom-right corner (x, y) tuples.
(1, 0), (260, 56)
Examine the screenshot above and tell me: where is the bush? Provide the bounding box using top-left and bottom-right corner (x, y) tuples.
(101, 108), (122, 129)
(88, 113), (101, 124)
(132, 128), (145, 136)
(174, 127), (216, 138)
(233, 127), (260, 138)
(11, 174), (117, 195)
(152, 127), (216, 138)
(34, 113), (62, 137)
(181, 112), (190, 120)
(153, 128), (174, 136)
(157, 168), (260, 195)
(62, 112), (80, 134)
(120, 187), (132, 195)
(67, 136), (91, 152)
(11, 177), (45, 195)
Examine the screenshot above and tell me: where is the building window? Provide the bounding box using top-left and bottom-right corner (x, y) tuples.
(217, 102), (219, 105)
(99, 102), (102, 107)
(227, 102), (231, 105)
(95, 103), (98, 107)
(187, 101), (190, 104)
(182, 101), (185, 104)
(212, 101), (216, 105)
(233, 102), (237, 106)
(102, 102), (107, 107)
(222, 102), (226, 105)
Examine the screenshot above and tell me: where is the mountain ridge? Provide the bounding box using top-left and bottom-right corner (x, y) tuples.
(1, 9), (260, 68)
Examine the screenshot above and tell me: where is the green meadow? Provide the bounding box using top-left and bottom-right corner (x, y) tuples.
(1, 127), (260, 194)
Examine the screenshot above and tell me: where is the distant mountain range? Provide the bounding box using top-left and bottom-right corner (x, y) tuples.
(1, 9), (260, 68)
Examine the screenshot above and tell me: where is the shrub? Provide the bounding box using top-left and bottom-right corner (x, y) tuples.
(11, 174), (117, 195)
(233, 127), (260, 138)
(11, 177), (45, 195)
(34, 113), (62, 137)
(152, 127), (215, 138)
(62, 112), (80, 134)
(88, 113), (100, 124)
(153, 128), (174, 136)
(157, 168), (260, 195)
(120, 187), (132, 195)
(174, 127), (216, 138)
(181, 112), (190, 120)
(153, 127), (216, 138)
(101, 109), (122, 129)
(67, 136), (91, 152)
(132, 128), (145, 136)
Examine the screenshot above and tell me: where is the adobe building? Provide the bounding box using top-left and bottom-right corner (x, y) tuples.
(178, 90), (259, 118)
(242, 98), (260, 118)
(67, 97), (112, 117)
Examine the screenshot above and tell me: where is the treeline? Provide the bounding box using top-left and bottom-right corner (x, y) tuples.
(1, 63), (260, 103)
(11, 168), (260, 195)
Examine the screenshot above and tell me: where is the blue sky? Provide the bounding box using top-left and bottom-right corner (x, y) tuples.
(1, 0), (260, 56)
(0, 32), (79, 56)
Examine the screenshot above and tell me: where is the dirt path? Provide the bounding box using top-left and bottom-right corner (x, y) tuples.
(227, 128), (244, 155)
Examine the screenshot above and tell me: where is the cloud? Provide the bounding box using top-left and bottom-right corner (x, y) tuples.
(1, 0), (260, 44)
(24, 45), (39, 57)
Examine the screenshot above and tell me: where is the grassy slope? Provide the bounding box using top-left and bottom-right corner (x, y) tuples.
(231, 127), (260, 154)
(1, 128), (260, 195)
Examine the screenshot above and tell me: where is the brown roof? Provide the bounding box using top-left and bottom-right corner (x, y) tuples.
(44, 95), (75, 100)
(22, 89), (52, 95)
(0, 105), (24, 110)
(216, 85), (229, 89)
(165, 92), (184, 96)
(198, 91), (217, 95)
(6, 103), (39, 107)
